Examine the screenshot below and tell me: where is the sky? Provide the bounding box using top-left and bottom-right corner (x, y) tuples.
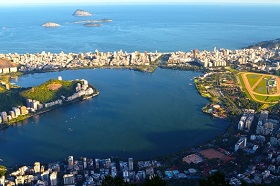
(0, 0), (280, 5)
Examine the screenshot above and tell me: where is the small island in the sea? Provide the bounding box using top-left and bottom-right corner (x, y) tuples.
(73, 19), (113, 24)
(42, 22), (61, 27)
(83, 23), (102, 27)
(0, 76), (98, 127)
(73, 9), (92, 16)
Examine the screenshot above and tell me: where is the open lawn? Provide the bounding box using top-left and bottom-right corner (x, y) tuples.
(246, 74), (262, 87)
(253, 78), (267, 94)
(254, 95), (268, 101)
(265, 96), (280, 102)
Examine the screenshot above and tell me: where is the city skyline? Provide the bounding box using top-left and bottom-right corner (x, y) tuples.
(0, 0), (280, 5)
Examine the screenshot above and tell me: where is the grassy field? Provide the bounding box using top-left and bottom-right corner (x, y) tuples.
(246, 74), (262, 87)
(253, 78), (267, 94)
(21, 79), (78, 103)
(254, 94), (268, 101)
(238, 72), (280, 104)
(265, 96), (280, 102)
(238, 74), (255, 101)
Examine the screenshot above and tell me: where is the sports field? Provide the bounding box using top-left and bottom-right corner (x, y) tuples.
(239, 72), (280, 104)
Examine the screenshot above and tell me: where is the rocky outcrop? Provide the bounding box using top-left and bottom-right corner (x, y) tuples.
(73, 19), (112, 24)
(83, 23), (102, 27)
(73, 9), (92, 16)
(42, 22), (61, 27)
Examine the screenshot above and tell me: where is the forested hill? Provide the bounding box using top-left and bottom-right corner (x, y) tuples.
(246, 38), (280, 49)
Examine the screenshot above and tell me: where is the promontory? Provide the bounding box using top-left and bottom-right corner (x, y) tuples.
(73, 9), (92, 16)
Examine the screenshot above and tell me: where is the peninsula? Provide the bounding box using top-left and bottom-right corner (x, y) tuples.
(73, 9), (92, 17)
(0, 77), (98, 127)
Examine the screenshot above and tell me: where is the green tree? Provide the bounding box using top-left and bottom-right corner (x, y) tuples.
(0, 165), (7, 177)
(101, 175), (129, 186)
(143, 175), (167, 186)
(199, 172), (229, 186)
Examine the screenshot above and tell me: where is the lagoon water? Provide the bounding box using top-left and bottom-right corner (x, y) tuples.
(2, 69), (226, 166)
(0, 4), (280, 166)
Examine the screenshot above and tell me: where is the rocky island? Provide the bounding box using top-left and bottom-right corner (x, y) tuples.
(73, 19), (113, 24)
(83, 23), (102, 27)
(73, 9), (92, 16)
(42, 22), (61, 27)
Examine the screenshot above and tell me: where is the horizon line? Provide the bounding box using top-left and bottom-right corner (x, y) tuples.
(1, 2), (280, 6)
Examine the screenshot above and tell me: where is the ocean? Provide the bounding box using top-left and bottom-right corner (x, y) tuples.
(0, 4), (280, 54)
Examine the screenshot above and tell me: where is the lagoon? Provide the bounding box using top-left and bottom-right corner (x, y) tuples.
(0, 68), (227, 166)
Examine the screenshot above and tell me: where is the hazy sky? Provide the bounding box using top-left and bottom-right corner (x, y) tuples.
(0, 0), (280, 5)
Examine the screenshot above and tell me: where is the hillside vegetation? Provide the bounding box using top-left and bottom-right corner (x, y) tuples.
(20, 79), (78, 103)
(246, 38), (280, 49)
(0, 89), (25, 111)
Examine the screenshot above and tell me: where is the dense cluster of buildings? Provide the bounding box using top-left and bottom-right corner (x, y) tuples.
(0, 156), (163, 186)
(230, 110), (280, 185)
(166, 47), (280, 68)
(237, 109), (255, 131)
(66, 80), (94, 102)
(0, 50), (162, 72)
(0, 106), (28, 124)
(0, 45), (279, 73)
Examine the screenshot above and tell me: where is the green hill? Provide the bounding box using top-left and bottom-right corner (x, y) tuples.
(20, 79), (79, 103)
(0, 88), (25, 111)
(246, 38), (280, 49)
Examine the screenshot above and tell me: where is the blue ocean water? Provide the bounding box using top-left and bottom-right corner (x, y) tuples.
(0, 4), (280, 53)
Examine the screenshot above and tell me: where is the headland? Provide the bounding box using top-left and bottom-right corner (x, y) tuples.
(0, 77), (98, 128)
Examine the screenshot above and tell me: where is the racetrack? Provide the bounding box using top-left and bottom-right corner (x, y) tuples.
(240, 72), (280, 104)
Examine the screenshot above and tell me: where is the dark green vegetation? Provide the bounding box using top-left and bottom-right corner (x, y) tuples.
(0, 165), (6, 177)
(20, 79), (78, 103)
(0, 88), (25, 111)
(246, 38), (280, 49)
(199, 172), (229, 186)
(195, 71), (242, 116)
(101, 175), (167, 186)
